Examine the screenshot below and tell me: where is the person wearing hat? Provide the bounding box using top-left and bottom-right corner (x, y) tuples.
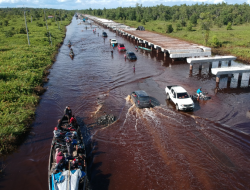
(64, 106), (72, 122)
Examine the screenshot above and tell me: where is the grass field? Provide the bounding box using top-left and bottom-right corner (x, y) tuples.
(114, 19), (250, 63)
(0, 15), (71, 154)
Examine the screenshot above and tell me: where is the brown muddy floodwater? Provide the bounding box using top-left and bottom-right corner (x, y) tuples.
(1, 17), (250, 190)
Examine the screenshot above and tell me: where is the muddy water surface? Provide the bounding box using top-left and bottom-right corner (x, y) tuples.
(1, 17), (250, 190)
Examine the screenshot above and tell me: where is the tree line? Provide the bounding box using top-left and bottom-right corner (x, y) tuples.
(81, 2), (250, 27)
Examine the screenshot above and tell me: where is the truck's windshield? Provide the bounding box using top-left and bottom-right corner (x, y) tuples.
(177, 92), (189, 99)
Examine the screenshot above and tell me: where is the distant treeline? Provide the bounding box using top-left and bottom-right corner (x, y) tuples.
(81, 3), (250, 26)
(0, 8), (74, 22)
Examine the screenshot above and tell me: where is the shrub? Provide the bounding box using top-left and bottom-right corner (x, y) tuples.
(211, 35), (221, 48)
(227, 22), (232, 30)
(186, 22), (192, 31)
(0, 21), (2, 26)
(4, 20), (9, 26)
(19, 27), (27, 34)
(166, 24), (173, 33)
(180, 20), (186, 27)
(5, 30), (14, 37)
(36, 22), (43, 27)
(141, 19), (146, 25)
(175, 22), (182, 31)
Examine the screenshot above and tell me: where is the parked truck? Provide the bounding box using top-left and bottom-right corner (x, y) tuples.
(165, 85), (194, 111)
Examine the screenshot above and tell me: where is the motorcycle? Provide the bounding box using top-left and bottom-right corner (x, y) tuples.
(191, 92), (211, 101)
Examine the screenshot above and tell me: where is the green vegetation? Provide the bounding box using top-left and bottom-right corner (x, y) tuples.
(0, 8), (74, 154)
(82, 3), (250, 63)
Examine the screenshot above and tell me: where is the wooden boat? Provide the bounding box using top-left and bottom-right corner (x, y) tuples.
(48, 115), (89, 190)
(138, 46), (152, 51)
(69, 52), (74, 59)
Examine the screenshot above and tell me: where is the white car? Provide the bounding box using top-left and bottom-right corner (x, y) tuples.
(165, 85), (194, 111)
(110, 39), (118, 46)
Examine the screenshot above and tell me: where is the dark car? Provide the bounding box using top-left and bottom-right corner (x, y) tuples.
(126, 51), (137, 60)
(102, 32), (108, 37)
(131, 91), (152, 109)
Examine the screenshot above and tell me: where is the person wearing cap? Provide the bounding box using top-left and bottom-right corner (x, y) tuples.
(196, 87), (203, 100)
(64, 106), (72, 122)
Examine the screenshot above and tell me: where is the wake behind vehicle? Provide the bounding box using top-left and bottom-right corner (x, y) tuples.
(165, 85), (194, 111)
(126, 51), (137, 60)
(131, 90), (152, 109)
(102, 32), (108, 37)
(48, 115), (89, 190)
(118, 44), (126, 51)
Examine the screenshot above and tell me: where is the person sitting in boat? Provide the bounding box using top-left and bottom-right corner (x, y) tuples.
(70, 115), (77, 126)
(64, 106), (72, 122)
(53, 127), (61, 138)
(56, 152), (64, 164)
(66, 137), (73, 157)
(54, 159), (67, 173)
(196, 87), (203, 100)
(78, 153), (86, 168)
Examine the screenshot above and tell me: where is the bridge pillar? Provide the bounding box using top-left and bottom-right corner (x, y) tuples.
(190, 64), (193, 71)
(151, 45), (154, 51)
(227, 74), (233, 88)
(228, 60), (231, 67)
(199, 64), (202, 71)
(218, 61), (222, 68)
(209, 62), (212, 73)
(216, 75), (221, 88)
(238, 73), (242, 87)
(249, 75), (250, 86)
(156, 48), (160, 54)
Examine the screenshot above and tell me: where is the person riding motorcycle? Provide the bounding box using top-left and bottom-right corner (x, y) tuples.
(196, 87), (203, 100)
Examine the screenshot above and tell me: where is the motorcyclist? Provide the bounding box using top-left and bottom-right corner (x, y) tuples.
(196, 87), (202, 100)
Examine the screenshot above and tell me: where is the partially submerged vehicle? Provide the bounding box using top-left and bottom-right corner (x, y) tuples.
(110, 39), (118, 46)
(48, 115), (89, 190)
(131, 90), (152, 109)
(102, 32), (108, 37)
(117, 44), (126, 51)
(126, 51), (137, 60)
(165, 85), (194, 111)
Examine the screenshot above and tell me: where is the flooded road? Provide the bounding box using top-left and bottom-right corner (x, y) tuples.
(1, 17), (250, 190)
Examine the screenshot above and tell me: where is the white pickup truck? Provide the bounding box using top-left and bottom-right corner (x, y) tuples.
(110, 39), (118, 46)
(165, 85), (194, 111)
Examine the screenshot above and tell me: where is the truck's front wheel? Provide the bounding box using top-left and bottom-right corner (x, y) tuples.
(176, 104), (179, 111)
(166, 93), (170, 100)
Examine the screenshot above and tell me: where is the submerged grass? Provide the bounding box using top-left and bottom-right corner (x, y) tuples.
(0, 16), (72, 155)
(115, 19), (250, 63)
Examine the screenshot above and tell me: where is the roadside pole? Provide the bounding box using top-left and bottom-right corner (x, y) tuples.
(24, 10), (30, 46)
(44, 9), (48, 31)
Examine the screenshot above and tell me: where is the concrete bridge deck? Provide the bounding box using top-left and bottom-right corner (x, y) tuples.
(187, 56), (237, 64)
(211, 66), (250, 76)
